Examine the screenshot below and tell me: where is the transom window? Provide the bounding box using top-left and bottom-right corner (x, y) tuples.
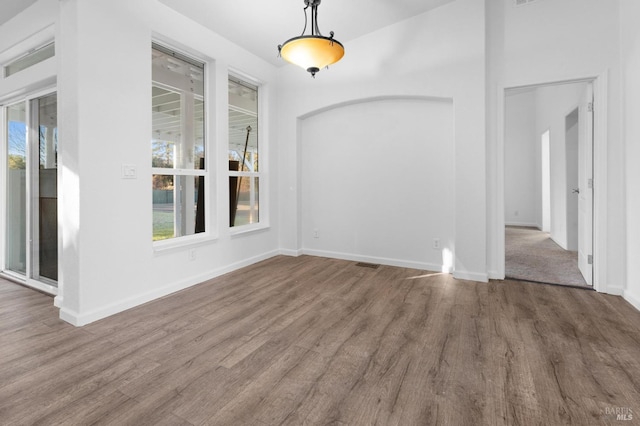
(3, 42), (55, 78)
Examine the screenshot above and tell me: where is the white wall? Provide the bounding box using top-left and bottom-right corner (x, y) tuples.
(0, 0), (57, 101)
(504, 90), (538, 227)
(487, 0), (624, 295)
(5, 0), (637, 319)
(504, 83), (585, 248)
(535, 83), (586, 250)
(3, 0), (281, 325)
(278, 0), (486, 281)
(621, 0), (640, 310)
(300, 98), (454, 271)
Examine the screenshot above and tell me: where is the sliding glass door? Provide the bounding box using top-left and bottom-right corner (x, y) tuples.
(3, 92), (58, 292)
(5, 102), (27, 275)
(34, 93), (58, 282)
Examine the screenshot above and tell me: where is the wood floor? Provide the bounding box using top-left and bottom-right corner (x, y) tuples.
(1, 255), (640, 425)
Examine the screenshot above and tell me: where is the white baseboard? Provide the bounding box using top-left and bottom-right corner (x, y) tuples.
(550, 235), (569, 251)
(487, 269), (503, 280)
(60, 250), (281, 327)
(453, 270), (489, 283)
(302, 249), (494, 282)
(606, 285), (624, 296)
(301, 248), (446, 273)
(505, 221), (539, 228)
(623, 289), (640, 312)
(279, 248), (302, 257)
(59, 306), (82, 326)
(58, 248), (498, 326)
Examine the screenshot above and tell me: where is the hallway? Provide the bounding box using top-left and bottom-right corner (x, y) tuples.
(505, 226), (589, 288)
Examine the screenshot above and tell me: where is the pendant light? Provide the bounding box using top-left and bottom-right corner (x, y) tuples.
(278, 0), (344, 78)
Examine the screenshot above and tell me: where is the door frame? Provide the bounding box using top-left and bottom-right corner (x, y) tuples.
(495, 72), (609, 293)
(0, 87), (58, 296)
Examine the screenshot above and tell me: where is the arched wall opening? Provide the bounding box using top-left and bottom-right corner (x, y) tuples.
(297, 96), (455, 272)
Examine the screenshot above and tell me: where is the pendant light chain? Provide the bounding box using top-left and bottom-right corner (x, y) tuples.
(313, 4), (321, 36)
(301, 4), (309, 36)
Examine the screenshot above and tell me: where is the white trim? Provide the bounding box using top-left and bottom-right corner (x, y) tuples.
(0, 105), (5, 274)
(151, 167), (206, 176)
(606, 285), (624, 296)
(0, 272), (57, 296)
(302, 248), (447, 274)
(151, 42), (210, 245)
(227, 68), (262, 89)
(152, 232), (218, 254)
(25, 278), (57, 295)
(298, 95), (453, 120)
(228, 171), (260, 177)
(1, 87), (58, 290)
(487, 269), (501, 280)
(61, 249), (281, 326)
(453, 270), (489, 283)
(0, 25), (55, 68)
(550, 235), (567, 250)
(279, 248), (302, 257)
(623, 290), (640, 312)
(229, 222), (270, 237)
(496, 72), (609, 293)
(494, 84), (506, 279)
(505, 222), (539, 228)
(592, 72), (608, 294)
(226, 72), (267, 232)
(59, 306), (81, 326)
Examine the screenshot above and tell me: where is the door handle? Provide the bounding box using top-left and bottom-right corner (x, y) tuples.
(572, 188), (580, 194)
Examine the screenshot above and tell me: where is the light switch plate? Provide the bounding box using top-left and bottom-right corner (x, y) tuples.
(122, 164), (137, 179)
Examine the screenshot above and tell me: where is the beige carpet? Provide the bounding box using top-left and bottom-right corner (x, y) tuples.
(505, 226), (589, 287)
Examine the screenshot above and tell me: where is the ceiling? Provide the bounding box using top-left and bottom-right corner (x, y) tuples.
(1, 0), (453, 65)
(157, 0), (454, 66)
(0, 0), (37, 26)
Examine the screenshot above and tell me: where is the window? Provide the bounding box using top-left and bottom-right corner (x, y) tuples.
(4, 42), (55, 78)
(151, 44), (205, 241)
(229, 76), (260, 227)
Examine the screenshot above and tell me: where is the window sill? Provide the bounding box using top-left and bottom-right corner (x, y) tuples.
(229, 222), (270, 237)
(153, 232), (218, 255)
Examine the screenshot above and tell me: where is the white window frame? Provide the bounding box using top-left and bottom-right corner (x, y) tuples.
(228, 72), (267, 234)
(152, 42), (212, 249)
(0, 88), (59, 296)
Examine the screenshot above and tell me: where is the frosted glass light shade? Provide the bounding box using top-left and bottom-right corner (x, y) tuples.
(280, 36), (344, 76)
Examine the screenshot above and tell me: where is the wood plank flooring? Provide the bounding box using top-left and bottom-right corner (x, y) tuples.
(1, 255), (640, 425)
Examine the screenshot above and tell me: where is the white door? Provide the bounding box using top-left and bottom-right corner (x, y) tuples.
(578, 83), (593, 285)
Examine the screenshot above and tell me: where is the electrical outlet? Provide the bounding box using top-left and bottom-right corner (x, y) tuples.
(188, 249), (196, 261)
(433, 238), (440, 250)
(313, 229), (319, 239)
(514, 210), (519, 217)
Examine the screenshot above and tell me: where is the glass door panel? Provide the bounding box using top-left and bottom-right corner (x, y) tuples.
(36, 93), (58, 282)
(3, 92), (58, 289)
(5, 102), (27, 275)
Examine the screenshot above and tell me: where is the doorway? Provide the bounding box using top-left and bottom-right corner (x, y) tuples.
(3, 91), (58, 294)
(504, 81), (593, 288)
